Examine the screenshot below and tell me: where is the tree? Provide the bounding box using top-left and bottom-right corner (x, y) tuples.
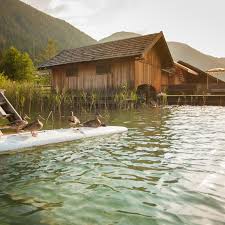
(37, 39), (58, 64)
(0, 47), (35, 81)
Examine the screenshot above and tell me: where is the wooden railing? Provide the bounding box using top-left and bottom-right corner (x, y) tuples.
(208, 83), (225, 94)
(162, 83), (225, 95)
(162, 84), (198, 95)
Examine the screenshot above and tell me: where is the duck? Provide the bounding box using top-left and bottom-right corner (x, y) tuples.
(9, 114), (30, 133)
(22, 115), (44, 137)
(82, 112), (104, 128)
(68, 111), (80, 128)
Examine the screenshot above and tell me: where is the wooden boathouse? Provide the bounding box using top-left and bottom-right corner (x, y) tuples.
(38, 32), (174, 93)
(162, 61), (225, 105)
(166, 61), (225, 94)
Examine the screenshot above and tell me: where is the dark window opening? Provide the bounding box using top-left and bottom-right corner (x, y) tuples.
(96, 64), (111, 75)
(66, 65), (78, 77)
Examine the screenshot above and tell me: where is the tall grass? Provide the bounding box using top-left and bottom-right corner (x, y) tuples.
(0, 74), (139, 117)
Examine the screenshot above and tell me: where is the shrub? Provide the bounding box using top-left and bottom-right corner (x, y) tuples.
(0, 47), (35, 81)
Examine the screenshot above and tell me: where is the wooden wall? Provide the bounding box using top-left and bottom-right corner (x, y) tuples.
(51, 58), (135, 91)
(51, 44), (170, 92)
(160, 71), (169, 86)
(134, 45), (166, 92)
(168, 67), (184, 85)
(168, 66), (219, 86)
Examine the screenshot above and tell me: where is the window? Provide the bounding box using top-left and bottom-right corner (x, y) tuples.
(96, 64), (111, 75)
(66, 65), (78, 77)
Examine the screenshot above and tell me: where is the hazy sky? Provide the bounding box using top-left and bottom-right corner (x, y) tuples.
(21, 0), (225, 57)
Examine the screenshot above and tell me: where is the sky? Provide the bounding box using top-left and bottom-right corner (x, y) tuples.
(21, 0), (225, 57)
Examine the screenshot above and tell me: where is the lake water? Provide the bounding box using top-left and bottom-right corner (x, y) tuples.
(0, 106), (225, 225)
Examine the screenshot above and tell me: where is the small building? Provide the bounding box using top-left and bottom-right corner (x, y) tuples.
(167, 61), (223, 94)
(38, 32), (173, 93)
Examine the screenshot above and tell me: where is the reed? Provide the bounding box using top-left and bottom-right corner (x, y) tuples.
(162, 94), (168, 106)
(0, 74), (139, 117)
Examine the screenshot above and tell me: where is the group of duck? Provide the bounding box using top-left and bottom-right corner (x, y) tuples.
(68, 112), (105, 128)
(0, 114), (43, 137)
(0, 112), (105, 138)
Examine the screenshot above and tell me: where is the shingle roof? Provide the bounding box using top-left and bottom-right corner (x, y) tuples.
(178, 61), (208, 76)
(175, 62), (198, 76)
(38, 32), (161, 69)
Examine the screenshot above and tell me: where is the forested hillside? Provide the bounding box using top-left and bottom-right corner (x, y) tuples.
(0, 0), (97, 59)
(1, 0), (224, 71)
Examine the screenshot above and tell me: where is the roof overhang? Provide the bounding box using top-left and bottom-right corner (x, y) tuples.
(175, 62), (198, 75)
(38, 55), (141, 70)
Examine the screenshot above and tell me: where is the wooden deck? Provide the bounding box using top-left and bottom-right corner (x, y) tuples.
(160, 94), (225, 106)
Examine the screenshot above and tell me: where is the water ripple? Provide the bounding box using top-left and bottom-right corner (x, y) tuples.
(1, 106), (225, 225)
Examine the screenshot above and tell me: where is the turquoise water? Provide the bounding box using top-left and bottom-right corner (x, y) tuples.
(0, 106), (225, 225)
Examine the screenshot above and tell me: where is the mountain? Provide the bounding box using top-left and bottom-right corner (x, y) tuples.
(168, 42), (225, 71)
(99, 32), (141, 43)
(100, 32), (225, 71)
(1, 0), (224, 72)
(0, 0), (97, 59)
(218, 58), (225, 66)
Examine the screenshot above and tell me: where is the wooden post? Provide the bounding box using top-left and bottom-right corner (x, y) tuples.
(207, 74), (209, 90)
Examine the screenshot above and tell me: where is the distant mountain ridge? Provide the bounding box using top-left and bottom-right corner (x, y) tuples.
(0, 0), (97, 58)
(99, 32), (225, 71)
(99, 32), (141, 43)
(168, 42), (225, 71)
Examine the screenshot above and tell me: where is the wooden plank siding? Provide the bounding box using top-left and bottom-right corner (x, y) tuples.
(51, 58), (135, 91)
(134, 45), (165, 92)
(51, 47), (169, 92)
(168, 66), (184, 85)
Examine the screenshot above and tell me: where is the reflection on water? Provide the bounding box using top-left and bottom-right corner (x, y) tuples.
(1, 106), (225, 225)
